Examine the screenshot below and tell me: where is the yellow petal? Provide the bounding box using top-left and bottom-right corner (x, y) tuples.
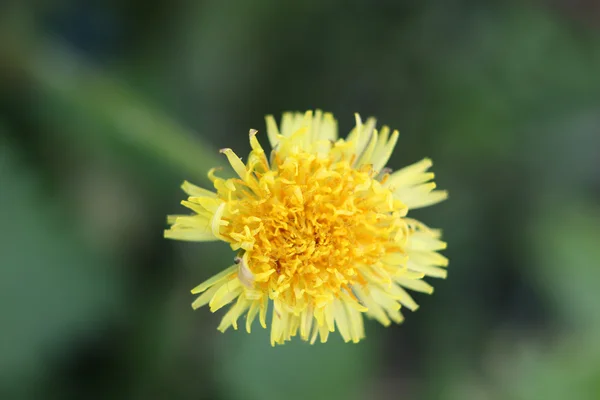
(164, 228), (217, 242)
(191, 285), (220, 309)
(190, 265), (237, 294)
(181, 180), (217, 197)
(372, 130), (399, 172)
(245, 300), (260, 333)
(209, 279), (243, 312)
(395, 277), (434, 294)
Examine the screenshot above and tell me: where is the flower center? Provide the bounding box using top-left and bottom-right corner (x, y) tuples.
(221, 149), (408, 311)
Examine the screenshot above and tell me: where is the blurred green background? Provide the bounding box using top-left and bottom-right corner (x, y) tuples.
(1, 1), (600, 399)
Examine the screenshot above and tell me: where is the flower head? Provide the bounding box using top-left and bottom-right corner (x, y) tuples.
(165, 110), (448, 345)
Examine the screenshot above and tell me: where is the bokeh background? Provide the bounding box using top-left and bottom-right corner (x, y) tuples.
(1, 1), (600, 399)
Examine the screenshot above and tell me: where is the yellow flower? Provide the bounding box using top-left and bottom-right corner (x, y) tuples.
(165, 110), (448, 345)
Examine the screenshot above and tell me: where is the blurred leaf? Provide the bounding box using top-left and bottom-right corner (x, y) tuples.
(459, 194), (600, 399)
(523, 110), (600, 195)
(215, 326), (377, 400)
(529, 199), (600, 329)
(485, 328), (600, 400)
(0, 134), (123, 382)
(494, 197), (600, 399)
(507, 337), (600, 400)
(426, 6), (600, 159)
(25, 40), (224, 184)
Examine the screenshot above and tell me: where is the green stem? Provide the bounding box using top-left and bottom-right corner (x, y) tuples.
(23, 39), (224, 182)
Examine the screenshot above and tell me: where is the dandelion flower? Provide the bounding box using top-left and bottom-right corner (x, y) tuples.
(165, 110), (448, 345)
